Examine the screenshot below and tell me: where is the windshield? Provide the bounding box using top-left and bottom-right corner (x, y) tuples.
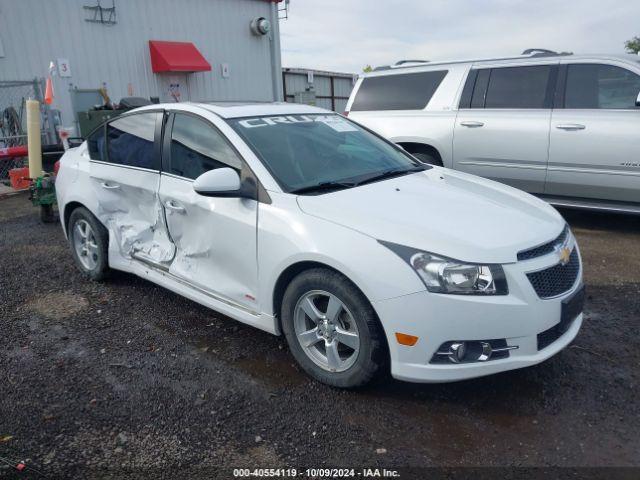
(228, 114), (426, 193)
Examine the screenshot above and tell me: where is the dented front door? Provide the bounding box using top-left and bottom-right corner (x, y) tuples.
(89, 111), (176, 267)
(158, 112), (259, 312)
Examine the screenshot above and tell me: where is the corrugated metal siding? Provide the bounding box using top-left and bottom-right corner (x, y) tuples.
(0, 0), (278, 128)
(283, 69), (355, 112)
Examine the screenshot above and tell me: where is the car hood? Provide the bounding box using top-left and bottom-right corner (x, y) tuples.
(296, 168), (565, 264)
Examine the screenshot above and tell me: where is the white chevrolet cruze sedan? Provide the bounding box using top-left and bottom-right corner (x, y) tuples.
(56, 103), (584, 388)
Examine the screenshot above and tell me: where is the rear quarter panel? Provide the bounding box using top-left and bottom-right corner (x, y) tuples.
(55, 143), (100, 238)
(347, 64), (470, 168)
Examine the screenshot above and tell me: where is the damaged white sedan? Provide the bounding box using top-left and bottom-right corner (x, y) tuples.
(56, 103), (584, 387)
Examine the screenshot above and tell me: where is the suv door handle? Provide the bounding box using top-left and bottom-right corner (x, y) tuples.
(100, 182), (120, 190)
(556, 124), (586, 131)
(460, 121), (484, 128)
(164, 200), (185, 214)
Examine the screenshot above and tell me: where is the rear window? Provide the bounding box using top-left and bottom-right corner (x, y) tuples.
(106, 112), (160, 169)
(87, 125), (106, 161)
(350, 70), (447, 111)
(484, 65), (552, 109)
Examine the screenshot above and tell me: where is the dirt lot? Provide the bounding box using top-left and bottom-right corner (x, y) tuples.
(1, 192), (639, 478)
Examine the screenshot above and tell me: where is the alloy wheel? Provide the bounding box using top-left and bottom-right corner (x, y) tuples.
(293, 290), (360, 372)
(73, 219), (99, 270)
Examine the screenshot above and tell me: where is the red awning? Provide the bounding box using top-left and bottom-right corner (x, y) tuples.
(149, 40), (211, 73)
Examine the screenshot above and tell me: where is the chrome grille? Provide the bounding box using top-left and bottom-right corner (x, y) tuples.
(526, 249), (580, 299)
(517, 225), (569, 261)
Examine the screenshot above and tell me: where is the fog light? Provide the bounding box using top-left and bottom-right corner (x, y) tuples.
(431, 339), (518, 364)
(449, 342), (466, 363)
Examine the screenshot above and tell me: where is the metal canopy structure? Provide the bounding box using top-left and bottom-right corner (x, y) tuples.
(148, 41), (212, 73)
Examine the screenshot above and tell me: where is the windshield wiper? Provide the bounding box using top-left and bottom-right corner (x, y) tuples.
(290, 180), (358, 195)
(290, 165), (427, 195)
(354, 165), (428, 187)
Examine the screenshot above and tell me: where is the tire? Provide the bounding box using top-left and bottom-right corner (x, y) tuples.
(409, 150), (442, 166)
(281, 268), (387, 388)
(67, 207), (110, 281)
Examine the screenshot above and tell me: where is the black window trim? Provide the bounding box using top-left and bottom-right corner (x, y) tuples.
(458, 68), (478, 109)
(461, 64), (558, 110)
(89, 109), (165, 172)
(558, 62), (640, 110)
(161, 110), (270, 203)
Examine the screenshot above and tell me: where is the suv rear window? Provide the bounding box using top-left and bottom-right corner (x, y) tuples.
(350, 70), (447, 111)
(461, 65), (553, 109)
(485, 66), (552, 109)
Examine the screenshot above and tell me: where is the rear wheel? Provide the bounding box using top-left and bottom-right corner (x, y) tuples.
(281, 268), (387, 388)
(68, 207), (110, 281)
(401, 144), (443, 166)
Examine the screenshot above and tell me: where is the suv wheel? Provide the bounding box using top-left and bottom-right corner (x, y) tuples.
(281, 268), (387, 388)
(68, 207), (110, 281)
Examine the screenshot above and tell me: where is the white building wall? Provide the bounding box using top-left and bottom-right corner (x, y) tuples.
(0, 0), (281, 130)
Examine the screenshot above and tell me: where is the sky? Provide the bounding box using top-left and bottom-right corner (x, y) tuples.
(279, 0), (640, 73)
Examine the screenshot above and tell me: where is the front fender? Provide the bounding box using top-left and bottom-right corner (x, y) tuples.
(257, 193), (425, 317)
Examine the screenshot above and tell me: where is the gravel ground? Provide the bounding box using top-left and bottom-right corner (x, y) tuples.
(0, 193), (639, 478)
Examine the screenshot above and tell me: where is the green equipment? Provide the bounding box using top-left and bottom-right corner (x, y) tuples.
(29, 173), (57, 223)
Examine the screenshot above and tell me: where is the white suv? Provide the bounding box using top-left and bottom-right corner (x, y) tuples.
(346, 50), (640, 214)
(56, 102), (583, 387)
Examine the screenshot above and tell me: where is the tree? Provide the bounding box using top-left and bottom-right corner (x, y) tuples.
(625, 36), (640, 54)
(362, 65), (373, 73)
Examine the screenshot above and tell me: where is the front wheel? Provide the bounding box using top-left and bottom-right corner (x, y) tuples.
(281, 268), (387, 388)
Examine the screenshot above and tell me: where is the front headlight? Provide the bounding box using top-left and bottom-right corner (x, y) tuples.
(379, 241), (508, 295)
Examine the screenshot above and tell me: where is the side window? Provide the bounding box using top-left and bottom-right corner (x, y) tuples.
(169, 113), (242, 180)
(565, 64), (640, 109)
(484, 65), (552, 109)
(350, 70), (448, 111)
(87, 125), (106, 161)
(106, 112), (159, 169)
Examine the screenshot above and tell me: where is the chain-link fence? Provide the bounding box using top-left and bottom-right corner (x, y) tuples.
(0, 79), (53, 182)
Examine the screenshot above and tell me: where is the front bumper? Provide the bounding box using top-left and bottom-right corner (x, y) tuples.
(372, 247), (583, 383)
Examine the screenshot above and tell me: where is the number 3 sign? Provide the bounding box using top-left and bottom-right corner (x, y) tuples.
(57, 58), (71, 78)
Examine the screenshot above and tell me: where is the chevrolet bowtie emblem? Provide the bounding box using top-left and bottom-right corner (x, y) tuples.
(558, 246), (571, 265)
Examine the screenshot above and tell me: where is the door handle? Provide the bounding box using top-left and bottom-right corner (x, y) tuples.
(556, 124), (586, 131)
(100, 182), (120, 190)
(164, 200), (185, 214)
(460, 121), (484, 128)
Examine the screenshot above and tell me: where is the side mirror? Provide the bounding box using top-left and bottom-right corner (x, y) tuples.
(636, 91), (640, 107)
(193, 168), (241, 197)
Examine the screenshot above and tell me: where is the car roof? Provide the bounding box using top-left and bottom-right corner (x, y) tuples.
(366, 53), (640, 77)
(132, 102), (331, 119)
